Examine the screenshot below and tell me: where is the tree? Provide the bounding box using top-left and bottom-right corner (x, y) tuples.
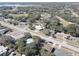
(32, 36), (41, 44)
(16, 39), (26, 54)
(24, 44), (38, 56)
(42, 29), (50, 36)
(24, 36), (44, 56)
(44, 19), (63, 32)
(24, 32), (32, 39)
(75, 26), (79, 37)
(0, 33), (2, 37)
(14, 16), (27, 22)
(16, 36), (42, 55)
(29, 24), (35, 30)
(7, 43), (15, 49)
(12, 21), (18, 26)
(65, 24), (76, 36)
(25, 48), (37, 56)
(32, 36), (44, 52)
(40, 48), (55, 56)
(40, 48), (48, 56)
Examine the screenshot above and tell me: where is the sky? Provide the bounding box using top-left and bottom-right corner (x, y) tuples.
(0, 0), (79, 2)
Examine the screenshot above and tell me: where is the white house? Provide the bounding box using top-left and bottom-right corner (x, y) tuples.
(26, 38), (34, 44)
(22, 54), (26, 56)
(41, 13), (51, 20)
(35, 25), (42, 30)
(0, 46), (8, 56)
(18, 22), (26, 28)
(4, 18), (11, 22)
(19, 22), (26, 26)
(34, 22), (45, 32)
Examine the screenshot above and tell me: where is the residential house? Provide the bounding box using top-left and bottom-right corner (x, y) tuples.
(0, 46), (8, 56)
(34, 22), (44, 32)
(0, 35), (15, 46)
(4, 18), (11, 22)
(5, 30), (24, 40)
(40, 41), (54, 53)
(0, 17), (4, 21)
(68, 36), (79, 41)
(0, 27), (11, 34)
(26, 38), (34, 44)
(41, 13), (51, 20)
(54, 32), (71, 40)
